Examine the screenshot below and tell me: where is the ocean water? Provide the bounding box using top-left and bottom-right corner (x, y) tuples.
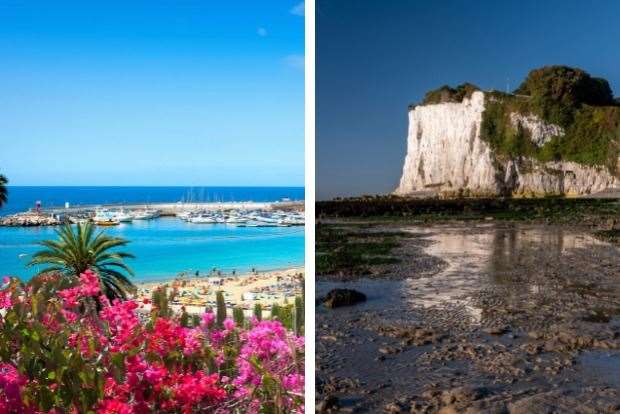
(0, 186), (305, 282)
(0, 186), (305, 216)
(0, 218), (304, 282)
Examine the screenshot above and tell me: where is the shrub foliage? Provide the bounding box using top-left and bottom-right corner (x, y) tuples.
(479, 66), (620, 173)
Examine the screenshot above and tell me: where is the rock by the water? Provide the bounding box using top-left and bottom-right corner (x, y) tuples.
(0, 212), (61, 227)
(323, 289), (367, 308)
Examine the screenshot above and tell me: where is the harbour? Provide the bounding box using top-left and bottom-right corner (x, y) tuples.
(0, 186), (304, 227)
(0, 186), (305, 285)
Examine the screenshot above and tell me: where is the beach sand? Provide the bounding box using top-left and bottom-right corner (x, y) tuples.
(135, 267), (304, 316)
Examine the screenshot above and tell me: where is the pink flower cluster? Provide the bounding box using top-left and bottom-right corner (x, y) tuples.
(58, 269), (102, 308)
(0, 363), (27, 413)
(0, 270), (304, 413)
(234, 320), (305, 411)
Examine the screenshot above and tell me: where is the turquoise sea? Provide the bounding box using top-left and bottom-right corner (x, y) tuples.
(0, 187), (304, 282)
(0, 218), (304, 282)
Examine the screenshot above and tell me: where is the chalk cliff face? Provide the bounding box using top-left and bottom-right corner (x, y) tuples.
(395, 91), (619, 197)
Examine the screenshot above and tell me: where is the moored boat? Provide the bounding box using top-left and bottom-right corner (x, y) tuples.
(93, 209), (120, 226)
(132, 208), (160, 220)
(189, 214), (217, 224)
(113, 209), (133, 222)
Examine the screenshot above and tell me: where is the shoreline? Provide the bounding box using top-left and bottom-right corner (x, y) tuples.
(132, 263), (305, 285)
(135, 266), (305, 316)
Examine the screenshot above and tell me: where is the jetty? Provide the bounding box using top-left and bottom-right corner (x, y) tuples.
(0, 211), (61, 227)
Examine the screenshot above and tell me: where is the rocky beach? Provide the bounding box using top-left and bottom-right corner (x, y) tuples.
(316, 219), (620, 413)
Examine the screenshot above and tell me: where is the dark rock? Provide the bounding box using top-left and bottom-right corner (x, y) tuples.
(323, 289), (367, 308)
(317, 395), (339, 413)
(483, 325), (510, 335)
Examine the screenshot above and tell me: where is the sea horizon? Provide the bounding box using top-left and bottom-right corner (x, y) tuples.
(1, 185), (305, 216)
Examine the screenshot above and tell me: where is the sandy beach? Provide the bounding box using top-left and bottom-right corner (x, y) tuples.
(135, 266), (304, 316)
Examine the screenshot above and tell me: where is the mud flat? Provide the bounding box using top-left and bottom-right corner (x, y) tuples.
(316, 222), (620, 413)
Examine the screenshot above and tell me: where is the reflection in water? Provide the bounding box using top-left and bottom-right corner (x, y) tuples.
(402, 224), (611, 323)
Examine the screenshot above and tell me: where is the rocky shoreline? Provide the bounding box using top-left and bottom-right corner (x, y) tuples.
(0, 212), (61, 227)
(316, 222), (620, 413)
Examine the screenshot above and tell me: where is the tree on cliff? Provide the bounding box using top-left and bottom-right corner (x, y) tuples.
(28, 222), (136, 301)
(514, 65), (615, 125)
(0, 174), (7, 208)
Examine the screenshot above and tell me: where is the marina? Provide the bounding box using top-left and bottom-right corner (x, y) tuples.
(0, 200), (304, 227)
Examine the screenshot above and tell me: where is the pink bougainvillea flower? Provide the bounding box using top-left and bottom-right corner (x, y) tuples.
(0, 269), (304, 413)
(0, 290), (12, 310)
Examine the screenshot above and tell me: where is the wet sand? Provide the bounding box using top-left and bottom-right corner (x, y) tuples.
(317, 223), (620, 413)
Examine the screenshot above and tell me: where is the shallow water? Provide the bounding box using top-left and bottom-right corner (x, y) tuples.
(317, 223), (620, 410)
(318, 224), (616, 322)
(401, 224), (613, 322)
(0, 217), (304, 282)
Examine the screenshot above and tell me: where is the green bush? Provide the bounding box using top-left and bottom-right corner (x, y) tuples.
(515, 65), (614, 109)
(478, 67), (620, 173)
(418, 83), (480, 106)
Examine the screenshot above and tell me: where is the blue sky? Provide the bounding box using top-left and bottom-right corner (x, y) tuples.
(317, 0), (620, 199)
(0, 1), (304, 186)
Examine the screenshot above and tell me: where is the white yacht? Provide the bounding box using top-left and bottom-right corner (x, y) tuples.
(225, 215), (248, 224)
(189, 214), (216, 224)
(113, 209), (133, 222)
(132, 209), (160, 220)
(177, 211), (195, 221)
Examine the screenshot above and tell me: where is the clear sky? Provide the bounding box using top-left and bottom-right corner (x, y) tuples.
(317, 0), (620, 200)
(0, 1), (304, 186)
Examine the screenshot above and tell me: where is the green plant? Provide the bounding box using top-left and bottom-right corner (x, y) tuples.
(27, 222), (135, 301)
(233, 306), (245, 326)
(253, 303), (263, 321)
(293, 296), (304, 336)
(180, 308), (190, 327)
(216, 290), (226, 327)
(419, 83), (480, 106)
(151, 286), (173, 319)
(480, 81), (620, 173)
(271, 303), (282, 321)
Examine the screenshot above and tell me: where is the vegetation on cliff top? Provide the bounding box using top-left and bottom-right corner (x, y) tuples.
(416, 82), (480, 107)
(481, 66), (620, 173)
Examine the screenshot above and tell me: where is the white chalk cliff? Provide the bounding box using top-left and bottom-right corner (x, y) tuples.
(395, 91), (619, 197)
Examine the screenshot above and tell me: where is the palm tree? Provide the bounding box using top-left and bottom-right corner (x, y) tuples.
(28, 222), (136, 301)
(0, 174), (7, 208)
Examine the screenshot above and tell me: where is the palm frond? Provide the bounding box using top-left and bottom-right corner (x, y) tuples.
(0, 174), (7, 207)
(29, 222), (135, 301)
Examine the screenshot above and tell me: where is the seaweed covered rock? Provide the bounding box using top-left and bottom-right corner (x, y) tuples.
(323, 288), (367, 308)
